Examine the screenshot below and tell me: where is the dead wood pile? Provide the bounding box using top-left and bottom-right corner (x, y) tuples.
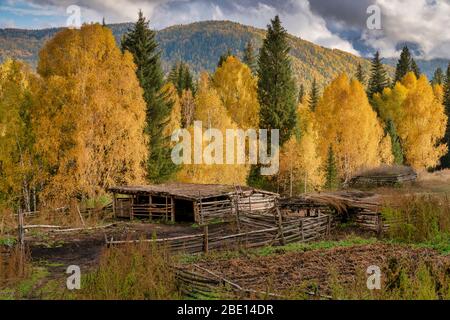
(347, 165), (417, 188)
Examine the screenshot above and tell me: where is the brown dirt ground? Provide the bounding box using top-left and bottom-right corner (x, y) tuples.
(28, 221), (202, 271)
(187, 243), (450, 296)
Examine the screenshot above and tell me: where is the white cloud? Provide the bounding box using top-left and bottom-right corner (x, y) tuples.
(362, 0), (450, 59)
(21, 0), (358, 54)
(281, 0), (359, 54)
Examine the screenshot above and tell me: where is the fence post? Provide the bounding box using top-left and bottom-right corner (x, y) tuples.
(299, 218), (304, 242)
(377, 215), (383, 237)
(203, 225), (209, 254)
(17, 208), (24, 247)
(276, 206), (286, 246)
(326, 215), (331, 236)
(17, 208), (25, 274)
(76, 204), (86, 228)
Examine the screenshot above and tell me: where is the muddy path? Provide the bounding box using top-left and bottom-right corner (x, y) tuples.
(28, 221), (200, 269)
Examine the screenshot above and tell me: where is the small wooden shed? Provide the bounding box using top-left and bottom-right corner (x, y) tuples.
(109, 183), (278, 224)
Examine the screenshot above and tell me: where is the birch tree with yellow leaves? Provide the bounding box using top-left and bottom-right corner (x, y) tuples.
(176, 73), (250, 185)
(213, 56), (260, 129)
(279, 103), (324, 195)
(315, 74), (391, 181)
(373, 72), (447, 169)
(34, 24), (148, 204)
(397, 74), (447, 169)
(0, 59), (38, 211)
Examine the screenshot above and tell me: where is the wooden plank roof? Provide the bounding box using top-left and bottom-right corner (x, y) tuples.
(109, 183), (278, 200)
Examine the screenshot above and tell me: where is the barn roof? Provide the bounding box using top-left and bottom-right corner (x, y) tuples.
(109, 183), (278, 200)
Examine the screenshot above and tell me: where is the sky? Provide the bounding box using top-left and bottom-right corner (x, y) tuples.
(0, 0), (449, 59)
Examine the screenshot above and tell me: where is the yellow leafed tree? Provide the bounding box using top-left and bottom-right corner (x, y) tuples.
(180, 89), (195, 128)
(373, 72), (447, 169)
(279, 103), (324, 195)
(0, 59), (38, 211)
(396, 74), (447, 169)
(315, 74), (389, 181)
(177, 73), (250, 184)
(163, 82), (182, 138)
(34, 24), (148, 204)
(372, 82), (409, 126)
(213, 56), (260, 129)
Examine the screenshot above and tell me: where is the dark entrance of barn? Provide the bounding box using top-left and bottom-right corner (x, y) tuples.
(173, 199), (195, 222)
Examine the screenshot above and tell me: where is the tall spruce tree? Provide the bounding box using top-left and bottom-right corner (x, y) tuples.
(356, 63), (365, 84)
(249, 16), (297, 190)
(122, 10), (177, 182)
(394, 46), (412, 83)
(431, 67), (444, 85)
(168, 61), (194, 96)
(257, 15), (297, 145)
(325, 145), (338, 190)
(298, 84), (305, 104)
(368, 51), (390, 98)
(243, 41), (257, 74)
(308, 79), (320, 111)
(411, 58), (421, 78)
(440, 63), (450, 168)
(386, 119), (404, 165)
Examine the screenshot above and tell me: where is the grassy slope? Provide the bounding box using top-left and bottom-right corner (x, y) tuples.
(0, 21), (393, 90)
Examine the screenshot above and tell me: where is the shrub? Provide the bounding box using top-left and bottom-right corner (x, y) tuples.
(79, 241), (180, 300)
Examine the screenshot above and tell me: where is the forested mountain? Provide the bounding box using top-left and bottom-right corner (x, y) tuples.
(384, 57), (449, 80)
(0, 20), (401, 89)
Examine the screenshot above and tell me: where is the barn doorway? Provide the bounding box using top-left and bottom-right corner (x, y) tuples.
(174, 199), (195, 222)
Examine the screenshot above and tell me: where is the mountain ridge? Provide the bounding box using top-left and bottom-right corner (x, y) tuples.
(5, 20), (443, 89)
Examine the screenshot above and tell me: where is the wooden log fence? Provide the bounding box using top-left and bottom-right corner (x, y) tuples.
(174, 264), (333, 300)
(106, 209), (334, 254)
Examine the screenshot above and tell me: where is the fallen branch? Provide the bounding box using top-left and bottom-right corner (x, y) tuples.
(23, 225), (62, 229)
(191, 264), (286, 299)
(53, 223), (115, 233)
(106, 232), (204, 245)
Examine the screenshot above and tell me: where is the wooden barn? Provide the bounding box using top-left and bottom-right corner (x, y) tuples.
(109, 183), (278, 225)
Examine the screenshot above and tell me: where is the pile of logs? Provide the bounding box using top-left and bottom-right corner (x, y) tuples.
(347, 166), (417, 188)
(281, 191), (382, 216)
(175, 264), (332, 300)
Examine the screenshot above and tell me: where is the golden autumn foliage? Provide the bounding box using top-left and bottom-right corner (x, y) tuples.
(397, 74), (447, 169)
(279, 103), (324, 194)
(176, 73), (250, 185)
(180, 89), (195, 128)
(373, 72), (447, 169)
(162, 82), (182, 139)
(33, 24), (148, 204)
(315, 74), (390, 181)
(0, 59), (37, 209)
(213, 56), (260, 129)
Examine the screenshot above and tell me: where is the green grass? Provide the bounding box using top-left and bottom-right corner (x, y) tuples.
(0, 266), (48, 300)
(255, 236), (379, 256)
(178, 235), (379, 264)
(0, 236), (16, 246)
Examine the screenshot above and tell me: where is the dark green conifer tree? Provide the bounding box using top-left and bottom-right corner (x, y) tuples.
(386, 119), (404, 165)
(243, 41), (257, 74)
(394, 46), (412, 83)
(431, 67), (444, 85)
(121, 10), (177, 182)
(440, 63), (450, 168)
(411, 58), (421, 78)
(248, 16), (297, 189)
(356, 63), (365, 85)
(367, 51), (390, 98)
(325, 145), (339, 190)
(308, 79), (319, 111)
